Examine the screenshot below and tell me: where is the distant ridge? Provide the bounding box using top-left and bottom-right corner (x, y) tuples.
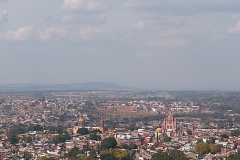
(0, 82), (145, 92)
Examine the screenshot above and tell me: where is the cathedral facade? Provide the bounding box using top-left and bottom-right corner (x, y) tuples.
(161, 112), (177, 132)
(73, 116), (105, 134)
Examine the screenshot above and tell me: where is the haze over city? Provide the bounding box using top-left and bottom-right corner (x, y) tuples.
(1, 0), (240, 90)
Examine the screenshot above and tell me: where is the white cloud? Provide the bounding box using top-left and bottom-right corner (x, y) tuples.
(86, 1), (108, 12)
(132, 21), (146, 30)
(62, 0), (84, 12)
(61, 0), (109, 25)
(227, 21), (240, 34)
(5, 26), (33, 41)
(0, 9), (8, 25)
(62, 0), (108, 13)
(39, 27), (67, 41)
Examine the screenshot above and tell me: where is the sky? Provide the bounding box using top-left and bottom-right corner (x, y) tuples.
(0, 0), (240, 91)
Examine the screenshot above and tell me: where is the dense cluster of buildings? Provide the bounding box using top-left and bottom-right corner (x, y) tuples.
(0, 91), (240, 159)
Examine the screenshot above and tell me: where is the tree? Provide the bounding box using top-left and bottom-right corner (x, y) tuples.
(169, 150), (189, 160)
(89, 149), (97, 160)
(112, 149), (131, 160)
(90, 129), (102, 134)
(100, 149), (131, 160)
(100, 150), (118, 160)
(194, 142), (210, 155)
(25, 136), (32, 143)
(209, 144), (221, 154)
(89, 133), (101, 141)
(231, 130), (240, 137)
(128, 143), (137, 150)
(46, 125), (64, 134)
(220, 133), (229, 139)
(163, 136), (171, 142)
(196, 139), (203, 144)
(51, 133), (70, 144)
(29, 124), (43, 131)
(207, 137), (216, 144)
(100, 137), (117, 151)
(151, 150), (188, 160)
(77, 128), (89, 135)
(121, 143), (137, 150)
(8, 134), (19, 144)
(37, 157), (50, 160)
(68, 147), (85, 158)
(228, 150), (240, 160)
(79, 156), (89, 160)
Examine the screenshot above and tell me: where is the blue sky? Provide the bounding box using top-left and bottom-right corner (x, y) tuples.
(0, 0), (240, 90)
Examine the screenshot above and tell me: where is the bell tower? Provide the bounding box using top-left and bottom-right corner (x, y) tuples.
(78, 116), (85, 128)
(99, 117), (105, 133)
(162, 112), (177, 132)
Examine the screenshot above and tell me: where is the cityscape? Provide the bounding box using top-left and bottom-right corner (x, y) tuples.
(1, 0), (240, 159)
(0, 89), (240, 159)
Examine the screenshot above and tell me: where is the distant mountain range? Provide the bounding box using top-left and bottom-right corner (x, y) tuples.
(0, 82), (145, 92)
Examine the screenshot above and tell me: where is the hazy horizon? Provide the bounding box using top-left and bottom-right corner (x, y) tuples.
(0, 82), (238, 92)
(1, 0), (240, 91)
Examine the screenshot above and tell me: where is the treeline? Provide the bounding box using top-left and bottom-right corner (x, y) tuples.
(7, 124), (68, 144)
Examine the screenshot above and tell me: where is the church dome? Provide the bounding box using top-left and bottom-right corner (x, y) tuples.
(156, 128), (162, 132)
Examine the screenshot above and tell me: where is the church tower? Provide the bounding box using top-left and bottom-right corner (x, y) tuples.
(73, 116), (86, 134)
(78, 116), (85, 128)
(99, 117), (105, 133)
(161, 112), (177, 133)
(188, 120), (194, 135)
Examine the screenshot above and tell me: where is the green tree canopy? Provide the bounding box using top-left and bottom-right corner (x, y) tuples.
(90, 129), (102, 134)
(51, 133), (71, 144)
(28, 124), (43, 131)
(209, 144), (221, 154)
(196, 139), (203, 144)
(45, 125), (65, 134)
(89, 149), (97, 160)
(128, 143), (137, 150)
(194, 142), (210, 155)
(77, 128), (89, 135)
(220, 133), (229, 139)
(112, 149), (131, 160)
(68, 147), (85, 158)
(163, 136), (171, 142)
(151, 150), (188, 160)
(100, 150), (118, 160)
(231, 130), (240, 137)
(121, 143), (137, 150)
(207, 137), (216, 144)
(100, 137), (117, 151)
(100, 149), (131, 160)
(228, 150), (240, 160)
(169, 150), (189, 160)
(89, 133), (101, 141)
(8, 134), (19, 144)
(37, 157), (50, 160)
